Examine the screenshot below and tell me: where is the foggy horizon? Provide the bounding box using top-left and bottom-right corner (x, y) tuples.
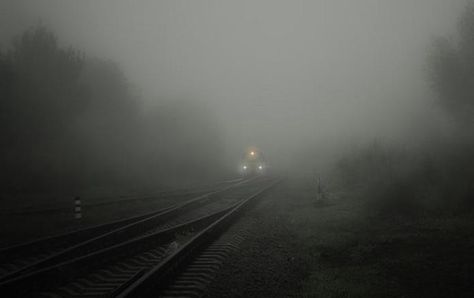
(2, 0), (468, 170)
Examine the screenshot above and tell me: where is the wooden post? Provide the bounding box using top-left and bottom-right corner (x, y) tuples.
(74, 197), (82, 219)
(316, 176), (325, 202)
(318, 176), (322, 195)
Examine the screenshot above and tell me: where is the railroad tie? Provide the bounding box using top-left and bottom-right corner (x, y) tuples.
(160, 229), (252, 298)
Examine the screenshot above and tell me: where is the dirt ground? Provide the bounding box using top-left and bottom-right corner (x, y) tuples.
(205, 178), (474, 297)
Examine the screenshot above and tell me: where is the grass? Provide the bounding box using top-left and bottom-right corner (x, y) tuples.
(280, 178), (474, 297)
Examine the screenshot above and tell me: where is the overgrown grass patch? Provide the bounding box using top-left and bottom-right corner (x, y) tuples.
(283, 178), (474, 297)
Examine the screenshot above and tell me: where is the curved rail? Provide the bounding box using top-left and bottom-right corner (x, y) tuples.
(0, 204), (237, 296)
(0, 178), (245, 216)
(117, 179), (280, 297)
(0, 178), (277, 297)
(0, 178), (252, 282)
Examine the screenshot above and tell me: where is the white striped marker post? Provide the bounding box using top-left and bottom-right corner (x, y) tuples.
(74, 197), (82, 219)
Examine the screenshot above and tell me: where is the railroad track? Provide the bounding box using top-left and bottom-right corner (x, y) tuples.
(0, 177), (279, 297)
(0, 178), (246, 216)
(117, 178), (280, 298)
(0, 206), (172, 280)
(0, 178), (252, 284)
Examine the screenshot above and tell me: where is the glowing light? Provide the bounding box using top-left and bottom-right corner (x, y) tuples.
(250, 151), (255, 156)
(243, 165), (247, 170)
(258, 165), (263, 170)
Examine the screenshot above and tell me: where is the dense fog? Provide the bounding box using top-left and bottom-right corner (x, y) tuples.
(0, 26), (225, 194)
(2, 3), (474, 297)
(1, 0), (472, 209)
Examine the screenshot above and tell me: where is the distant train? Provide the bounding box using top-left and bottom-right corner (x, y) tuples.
(240, 147), (266, 175)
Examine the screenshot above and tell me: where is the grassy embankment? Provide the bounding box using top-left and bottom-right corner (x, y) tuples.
(281, 178), (474, 297)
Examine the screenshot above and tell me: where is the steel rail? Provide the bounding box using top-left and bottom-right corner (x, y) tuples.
(116, 179), (281, 298)
(0, 178), (253, 283)
(0, 178), (244, 216)
(0, 202), (240, 296)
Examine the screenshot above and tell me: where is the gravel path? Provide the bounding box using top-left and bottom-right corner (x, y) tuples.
(205, 181), (310, 298)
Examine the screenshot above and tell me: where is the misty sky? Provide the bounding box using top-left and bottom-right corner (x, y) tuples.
(0, 0), (467, 167)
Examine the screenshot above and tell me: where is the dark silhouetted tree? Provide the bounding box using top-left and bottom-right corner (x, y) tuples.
(0, 26), (86, 192)
(429, 4), (474, 127)
(0, 25), (226, 195)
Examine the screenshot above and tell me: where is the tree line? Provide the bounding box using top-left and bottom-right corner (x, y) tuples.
(0, 26), (225, 195)
(333, 4), (474, 215)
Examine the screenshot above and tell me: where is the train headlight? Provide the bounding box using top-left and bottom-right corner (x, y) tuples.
(258, 165), (263, 170)
(243, 165), (247, 170)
